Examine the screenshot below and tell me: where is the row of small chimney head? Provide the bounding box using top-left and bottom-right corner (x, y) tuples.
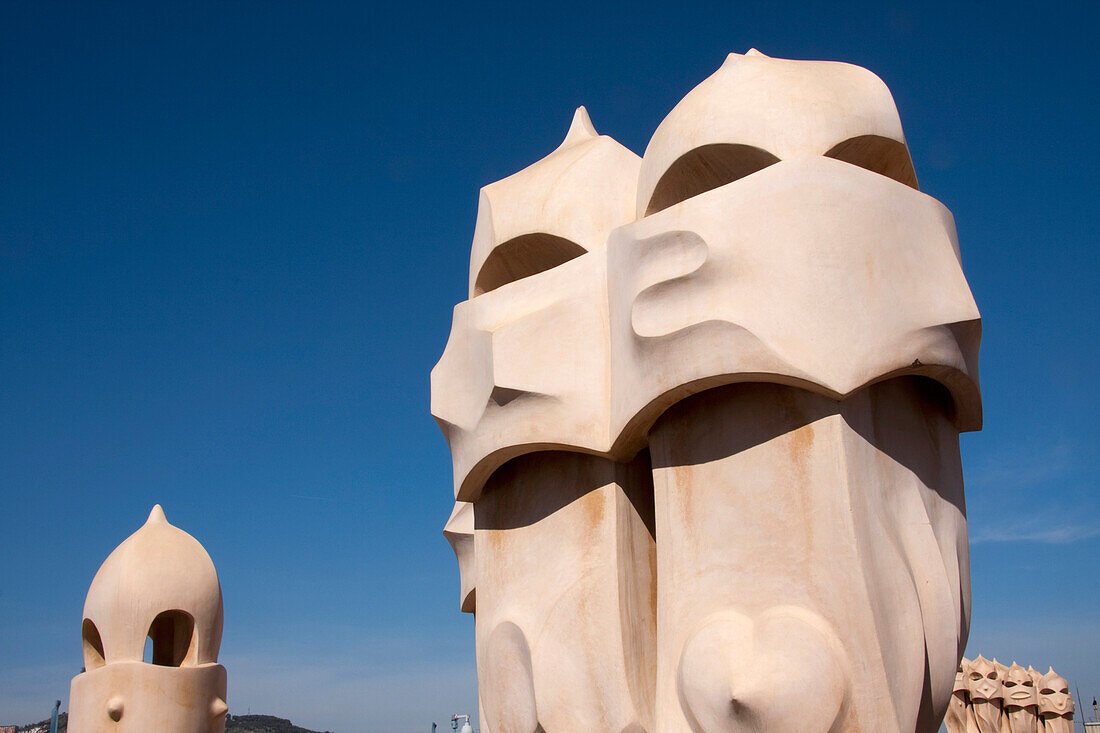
(956, 655), (1073, 716)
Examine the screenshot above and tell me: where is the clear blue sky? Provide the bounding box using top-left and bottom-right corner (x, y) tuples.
(1, 2), (1097, 731)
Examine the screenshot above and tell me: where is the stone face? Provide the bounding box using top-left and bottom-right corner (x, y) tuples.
(1038, 668), (1074, 733)
(68, 506), (227, 733)
(1003, 663), (1039, 733)
(945, 658), (1073, 733)
(967, 655), (1005, 733)
(433, 50), (983, 733)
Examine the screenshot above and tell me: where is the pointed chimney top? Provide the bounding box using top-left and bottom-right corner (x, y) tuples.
(556, 106), (599, 151)
(146, 504), (167, 525)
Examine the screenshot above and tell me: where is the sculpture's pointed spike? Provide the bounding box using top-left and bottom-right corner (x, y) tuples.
(147, 504), (167, 524)
(557, 106), (598, 150)
(720, 49), (768, 71)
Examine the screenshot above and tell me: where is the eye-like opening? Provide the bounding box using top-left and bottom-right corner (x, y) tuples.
(1005, 680), (1017, 687)
(824, 134), (919, 189)
(646, 143), (780, 215)
(474, 233), (587, 296)
(1024, 680), (1034, 687)
(1042, 688), (1055, 695)
(971, 672), (983, 681)
(82, 618), (105, 670)
(146, 610), (196, 667)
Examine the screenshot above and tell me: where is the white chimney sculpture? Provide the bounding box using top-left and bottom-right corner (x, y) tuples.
(68, 506), (227, 732)
(432, 50), (983, 732)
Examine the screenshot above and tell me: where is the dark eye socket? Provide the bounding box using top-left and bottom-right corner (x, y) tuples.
(823, 135), (919, 189)
(646, 143), (779, 215)
(971, 672), (983, 681)
(474, 233), (587, 295)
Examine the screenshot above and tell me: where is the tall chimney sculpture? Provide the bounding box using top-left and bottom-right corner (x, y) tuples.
(1003, 662), (1039, 733)
(68, 506), (228, 732)
(432, 50), (982, 733)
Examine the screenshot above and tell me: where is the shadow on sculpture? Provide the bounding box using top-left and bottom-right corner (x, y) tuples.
(475, 451), (655, 534)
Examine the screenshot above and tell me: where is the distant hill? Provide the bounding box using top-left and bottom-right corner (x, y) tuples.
(10, 712), (327, 733)
(13, 712), (66, 732)
(226, 714), (330, 733)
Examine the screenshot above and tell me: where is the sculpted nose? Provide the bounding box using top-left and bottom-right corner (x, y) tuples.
(677, 609), (848, 732)
(106, 696), (124, 722)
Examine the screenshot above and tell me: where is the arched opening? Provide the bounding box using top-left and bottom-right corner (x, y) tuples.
(82, 618), (105, 670)
(146, 610), (196, 667)
(646, 143), (780, 215)
(474, 233), (587, 295)
(824, 135), (919, 189)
